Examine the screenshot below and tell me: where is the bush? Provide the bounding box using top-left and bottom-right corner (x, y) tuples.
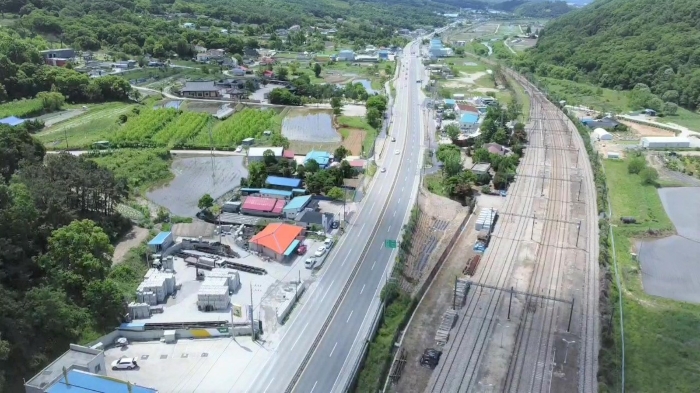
(628, 156), (646, 174)
(640, 167), (659, 185)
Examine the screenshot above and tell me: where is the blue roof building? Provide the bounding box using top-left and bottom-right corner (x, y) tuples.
(47, 369), (157, 393)
(460, 113), (479, 124)
(0, 116), (26, 126)
(266, 175), (302, 190)
(259, 188), (293, 199)
(147, 231), (173, 253)
(443, 99), (456, 108)
(283, 195), (312, 218)
(305, 151), (332, 168)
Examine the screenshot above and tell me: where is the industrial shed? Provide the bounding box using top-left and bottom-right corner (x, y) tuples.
(592, 128), (613, 141)
(640, 137), (690, 149)
(283, 195), (312, 219)
(241, 196), (286, 217)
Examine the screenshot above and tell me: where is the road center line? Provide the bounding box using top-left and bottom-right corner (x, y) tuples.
(320, 280), (335, 302)
(371, 261), (376, 270)
(360, 284), (365, 294)
(329, 342), (338, 357)
(290, 321), (310, 352)
(310, 381), (318, 393)
(262, 377), (275, 393)
(347, 310), (354, 323)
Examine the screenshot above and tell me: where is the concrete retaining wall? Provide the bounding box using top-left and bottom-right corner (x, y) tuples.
(277, 281), (308, 324)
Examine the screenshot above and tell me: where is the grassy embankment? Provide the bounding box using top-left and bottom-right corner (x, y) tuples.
(541, 77), (700, 130)
(602, 158), (700, 393)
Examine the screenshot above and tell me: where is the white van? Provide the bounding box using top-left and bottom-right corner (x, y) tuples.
(305, 258), (316, 269)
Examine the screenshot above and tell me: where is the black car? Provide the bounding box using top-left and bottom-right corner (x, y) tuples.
(331, 220), (340, 229)
(419, 348), (442, 369)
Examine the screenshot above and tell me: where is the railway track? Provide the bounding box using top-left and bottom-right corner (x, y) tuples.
(424, 72), (599, 393)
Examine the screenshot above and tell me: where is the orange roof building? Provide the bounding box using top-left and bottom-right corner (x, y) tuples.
(248, 223), (304, 261)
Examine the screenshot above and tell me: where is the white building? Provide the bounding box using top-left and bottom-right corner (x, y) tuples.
(640, 137), (690, 149)
(248, 147), (285, 162)
(592, 128), (613, 141)
(337, 50), (355, 61)
(182, 22), (196, 29)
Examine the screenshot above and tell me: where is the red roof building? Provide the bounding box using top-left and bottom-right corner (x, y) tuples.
(282, 149), (295, 159)
(241, 196), (286, 217)
(457, 103), (479, 114)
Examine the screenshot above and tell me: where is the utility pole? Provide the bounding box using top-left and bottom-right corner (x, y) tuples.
(249, 283), (255, 340)
(576, 220), (582, 248)
(508, 287), (514, 320)
(567, 297), (575, 332)
(578, 179), (583, 202)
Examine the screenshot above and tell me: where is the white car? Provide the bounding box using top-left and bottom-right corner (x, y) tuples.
(305, 258), (316, 269)
(314, 246), (327, 257)
(380, 167), (387, 173)
(111, 357), (138, 370)
(394, 149), (400, 155)
(235, 146), (242, 153)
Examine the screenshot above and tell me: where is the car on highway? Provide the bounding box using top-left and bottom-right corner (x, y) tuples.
(314, 246), (326, 257)
(380, 167), (386, 173)
(235, 146), (242, 153)
(394, 149), (400, 155)
(304, 258), (316, 269)
(391, 137), (396, 142)
(111, 357), (138, 370)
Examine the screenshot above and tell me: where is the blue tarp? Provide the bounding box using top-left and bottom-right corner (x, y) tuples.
(47, 369), (157, 393)
(0, 116), (25, 126)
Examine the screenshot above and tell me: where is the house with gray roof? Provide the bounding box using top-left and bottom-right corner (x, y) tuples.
(179, 81), (221, 98)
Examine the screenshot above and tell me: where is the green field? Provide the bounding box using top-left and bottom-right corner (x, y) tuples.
(603, 158), (700, 392)
(36, 102), (134, 148)
(337, 116), (377, 157)
(90, 148), (173, 193)
(0, 98), (45, 118)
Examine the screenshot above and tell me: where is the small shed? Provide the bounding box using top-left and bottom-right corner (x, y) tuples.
(283, 195), (312, 219)
(470, 163), (491, 176)
(592, 128), (613, 141)
(607, 152), (621, 159)
(148, 231), (173, 253)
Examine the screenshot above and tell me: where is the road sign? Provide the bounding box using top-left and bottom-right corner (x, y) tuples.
(385, 239), (397, 249)
(232, 304), (243, 318)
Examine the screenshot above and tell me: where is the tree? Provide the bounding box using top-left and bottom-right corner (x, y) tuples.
(628, 156), (646, 174)
(263, 149), (277, 166)
(331, 96), (343, 116)
(305, 159), (320, 173)
(198, 193), (214, 210)
(472, 148), (491, 164)
(640, 167), (659, 185)
(493, 129), (509, 145)
(313, 63), (322, 78)
(366, 107), (382, 128)
(334, 146), (350, 161)
(83, 279), (124, 330)
(445, 124), (460, 141)
(663, 101), (678, 115)
(39, 219), (114, 303)
(276, 66), (289, 80)
(327, 186), (345, 200)
(366, 95), (388, 113)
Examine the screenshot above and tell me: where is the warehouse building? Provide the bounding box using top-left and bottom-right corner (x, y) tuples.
(640, 137), (690, 149)
(248, 147), (284, 162)
(240, 196), (286, 217)
(248, 223), (304, 261)
(592, 128), (613, 141)
(282, 195), (313, 219)
(266, 175), (302, 190)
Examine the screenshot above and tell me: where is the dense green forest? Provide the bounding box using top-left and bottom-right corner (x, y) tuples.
(515, 0), (572, 17)
(0, 125), (143, 391)
(516, 0), (700, 111)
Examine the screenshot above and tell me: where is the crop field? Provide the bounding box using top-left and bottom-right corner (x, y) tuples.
(337, 116), (377, 157)
(146, 155), (248, 217)
(113, 108), (178, 145)
(36, 102), (133, 148)
(603, 158), (700, 393)
(90, 148), (173, 194)
(0, 98), (45, 118)
(194, 108), (278, 147)
(282, 109), (341, 142)
(151, 112), (211, 147)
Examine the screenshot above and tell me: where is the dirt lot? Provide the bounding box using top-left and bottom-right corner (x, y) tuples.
(390, 194), (476, 393)
(340, 128), (366, 155)
(619, 120), (676, 137)
(147, 155), (248, 217)
(112, 226), (149, 264)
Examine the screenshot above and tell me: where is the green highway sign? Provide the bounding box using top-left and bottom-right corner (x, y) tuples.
(385, 239), (397, 249)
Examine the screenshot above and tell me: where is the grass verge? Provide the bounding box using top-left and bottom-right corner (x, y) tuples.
(353, 208), (420, 392)
(425, 173), (448, 197)
(338, 116), (377, 158)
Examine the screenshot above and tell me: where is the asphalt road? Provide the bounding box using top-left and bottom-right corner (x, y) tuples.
(241, 40), (425, 393)
(291, 42), (424, 393)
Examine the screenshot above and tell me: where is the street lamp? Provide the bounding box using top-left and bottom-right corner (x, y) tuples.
(562, 338), (576, 365)
(497, 323), (510, 348)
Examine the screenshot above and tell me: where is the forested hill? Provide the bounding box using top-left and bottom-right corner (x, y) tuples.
(515, 1), (573, 17)
(517, 0), (700, 110)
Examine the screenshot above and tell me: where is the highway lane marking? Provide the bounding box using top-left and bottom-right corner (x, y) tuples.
(290, 322), (310, 352)
(320, 280), (335, 302)
(360, 284), (365, 294)
(393, 210), (396, 217)
(329, 342), (338, 357)
(262, 377), (276, 393)
(347, 310), (354, 323)
(371, 260), (376, 270)
(388, 225), (392, 232)
(309, 381), (318, 393)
